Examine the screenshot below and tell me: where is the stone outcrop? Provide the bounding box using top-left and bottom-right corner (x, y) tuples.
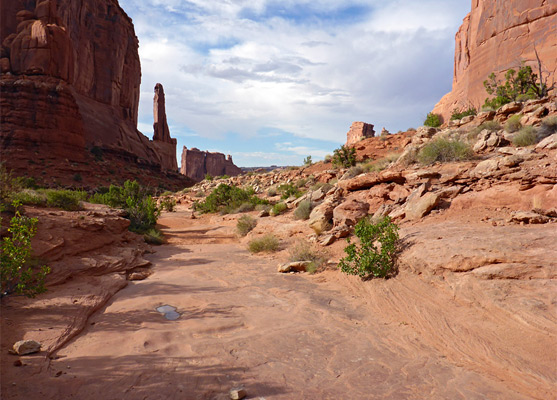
(180, 147), (242, 182)
(433, 1), (557, 121)
(0, 0), (178, 173)
(151, 83), (177, 171)
(346, 122), (375, 147)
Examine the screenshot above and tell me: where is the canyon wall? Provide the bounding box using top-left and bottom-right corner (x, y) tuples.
(180, 147), (242, 182)
(433, 0), (557, 121)
(0, 0), (177, 172)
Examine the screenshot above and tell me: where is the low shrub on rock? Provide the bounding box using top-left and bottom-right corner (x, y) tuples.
(193, 184), (268, 214)
(537, 115), (557, 141)
(288, 240), (326, 274)
(512, 126), (537, 147)
(248, 234), (280, 253)
(504, 115), (522, 133)
(45, 189), (87, 211)
(294, 200), (312, 220)
(339, 216), (399, 279)
(424, 112), (442, 128)
(270, 202), (287, 216)
(332, 145), (357, 168)
(418, 138), (473, 164)
(237, 215), (257, 237)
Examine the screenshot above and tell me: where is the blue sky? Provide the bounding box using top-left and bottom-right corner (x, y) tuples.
(119, 0), (471, 167)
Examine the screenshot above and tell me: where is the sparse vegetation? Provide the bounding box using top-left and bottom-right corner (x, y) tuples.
(537, 115), (557, 141)
(235, 202), (255, 213)
(418, 138), (473, 165)
(363, 153), (401, 172)
(293, 200), (312, 220)
(143, 228), (164, 245)
(236, 215), (257, 237)
(46, 189), (87, 211)
(310, 182), (333, 193)
(288, 240), (326, 274)
(159, 197), (176, 212)
(424, 112), (442, 128)
(205, 174), (214, 181)
(248, 234), (280, 253)
(270, 202), (287, 216)
(90, 146), (103, 161)
(339, 216), (399, 279)
(346, 164), (364, 178)
(193, 184), (268, 214)
(267, 187), (277, 197)
(512, 126), (537, 147)
(504, 114), (523, 133)
(1, 202), (50, 297)
(451, 106), (477, 121)
(468, 121), (502, 141)
(332, 145), (357, 168)
(277, 183), (302, 200)
(303, 156), (313, 166)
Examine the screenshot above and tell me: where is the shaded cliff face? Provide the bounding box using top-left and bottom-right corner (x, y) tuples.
(0, 0), (178, 175)
(180, 147), (242, 182)
(433, 0), (557, 120)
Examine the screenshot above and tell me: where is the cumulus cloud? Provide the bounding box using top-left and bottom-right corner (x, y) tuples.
(119, 0), (470, 166)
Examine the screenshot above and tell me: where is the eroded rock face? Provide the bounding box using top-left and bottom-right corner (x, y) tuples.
(0, 0), (177, 171)
(180, 147), (242, 182)
(151, 83), (178, 171)
(433, 1), (557, 121)
(346, 121), (375, 147)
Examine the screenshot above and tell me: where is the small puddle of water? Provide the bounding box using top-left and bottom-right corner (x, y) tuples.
(156, 305), (181, 320)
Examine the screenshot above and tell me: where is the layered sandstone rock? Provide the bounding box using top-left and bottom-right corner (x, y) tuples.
(346, 122), (375, 147)
(151, 83), (178, 171)
(180, 147), (242, 182)
(433, 1), (557, 121)
(0, 0), (177, 173)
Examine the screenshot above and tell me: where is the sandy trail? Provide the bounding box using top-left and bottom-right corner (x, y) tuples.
(4, 208), (550, 399)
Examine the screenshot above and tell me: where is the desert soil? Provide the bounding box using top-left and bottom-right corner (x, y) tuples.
(3, 204), (554, 400)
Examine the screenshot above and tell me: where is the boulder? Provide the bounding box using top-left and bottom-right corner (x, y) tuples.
(496, 102), (522, 117)
(308, 200), (336, 233)
(12, 340), (41, 355)
(536, 134), (557, 150)
(333, 199), (370, 227)
(278, 261), (311, 273)
(471, 159), (500, 178)
(405, 191), (440, 220)
(475, 110), (496, 124)
(346, 121), (375, 146)
(473, 130), (508, 152)
(509, 211), (550, 224)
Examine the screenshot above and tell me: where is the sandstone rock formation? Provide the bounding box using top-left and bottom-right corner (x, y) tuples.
(433, 0), (557, 121)
(345, 121), (375, 146)
(0, 0), (179, 177)
(180, 147), (242, 182)
(151, 83), (177, 171)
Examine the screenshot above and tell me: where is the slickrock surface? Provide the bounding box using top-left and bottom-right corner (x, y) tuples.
(433, 0), (557, 121)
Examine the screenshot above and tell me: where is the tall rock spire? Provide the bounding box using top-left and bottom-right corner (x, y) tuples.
(153, 83), (171, 143)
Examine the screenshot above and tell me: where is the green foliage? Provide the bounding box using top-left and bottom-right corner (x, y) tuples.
(248, 234), (280, 253)
(303, 155), (313, 166)
(339, 216), (399, 279)
(267, 187), (277, 197)
(11, 189), (46, 207)
(235, 202), (255, 213)
(159, 197), (176, 212)
(193, 184), (267, 214)
(143, 228), (164, 245)
(332, 145), (357, 168)
(236, 215), (257, 237)
(1, 204), (50, 297)
(46, 189), (86, 211)
(483, 64), (548, 109)
(90, 146), (103, 161)
(346, 164), (364, 178)
(450, 107), (477, 121)
(512, 126), (537, 147)
(205, 174), (213, 181)
(270, 202), (287, 216)
(504, 115), (522, 133)
(424, 112), (442, 128)
(418, 138), (473, 165)
(288, 240), (326, 274)
(537, 115), (557, 141)
(294, 200), (312, 220)
(277, 183), (302, 199)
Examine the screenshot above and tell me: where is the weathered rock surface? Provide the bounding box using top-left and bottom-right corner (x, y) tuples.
(345, 121), (375, 146)
(151, 83), (178, 171)
(180, 146), (242, 182)
(12, 340), (41, 355)
(433, 0), (557, 121)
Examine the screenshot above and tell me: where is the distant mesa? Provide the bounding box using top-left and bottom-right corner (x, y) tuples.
(180, 147), (242, 182)
(346, 122), (375, 146)
(433, 0), (557, 121)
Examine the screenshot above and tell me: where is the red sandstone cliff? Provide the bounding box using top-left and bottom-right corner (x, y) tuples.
(433, 0), (557, 121)
(345, 122), (375, 147)
(0, 0), (177, 173)
(180, 147), (242, 182)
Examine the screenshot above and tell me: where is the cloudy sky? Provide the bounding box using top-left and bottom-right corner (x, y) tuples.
(119, 0), (470, 167)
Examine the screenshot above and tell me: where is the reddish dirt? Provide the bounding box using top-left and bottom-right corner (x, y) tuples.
(2, 204), (554, 399)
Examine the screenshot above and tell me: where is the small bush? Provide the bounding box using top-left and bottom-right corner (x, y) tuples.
(236, 202), (255, 213)
(294, 200), (312, 220)
(288, 240), (326, 274)
(205, 174), (213, 181)
(468, 121), (502, 141)
(332, 145), (357, 168)
(11, 189), (46, 207)
(270, 202), (287, 216)
(237, 215), (257, 237)
(248, 234), (280, 253)
(418, 138), (473, 164)
(267, 187), (277, 197)
(504, 114), (522, 133)
(303, 155), (312, 166)
(46, 189), (86, 211)
(339, 216), (399, 279)
(512, 126), (537, 147)
(424, 112), (442, 128)
(324, 154), (333, 163)
(451, 107), (477, 121)
(277, 183), (301, 200)
(1, 204), (50, 297)
(159, 197), (176, 212)
(144, 228), (164, 245)
(346, 164), (364, 178)
(193, 184), (268, 214)
(537, 115), (557, 141)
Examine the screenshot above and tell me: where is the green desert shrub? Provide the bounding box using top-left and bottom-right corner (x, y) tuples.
(288, 240), (327, 274)
(235, 202), (255, 213)
(236, 215), (257, 237)
(143, 228), (164, 245)
(504, 114), (522, 133)
(267, 187), (277, 197)
(303, 155), (313, 166)
(270, 202), (287, 216)
(468, 121), (502, 141)
(512, 126), (537, 147)
(537, 115), (557, 141)
(159, 197), (176, 212)
(418, 138), (473, 164)
(193, 184), (268, 214)
(293, 200), (312, 220)
(11, 189), (46, 207)
(346, 164), (364, 178)
(424, 112), (442, 128)
(277, 183), (301, 199)
(332, 145), (357, 168)
(450, 107), (477, 121)
(45, 189), (86, 211)
(248, 234), (280, 253)
(1, 203), (50, 297)
(339, 216), (399, 279)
